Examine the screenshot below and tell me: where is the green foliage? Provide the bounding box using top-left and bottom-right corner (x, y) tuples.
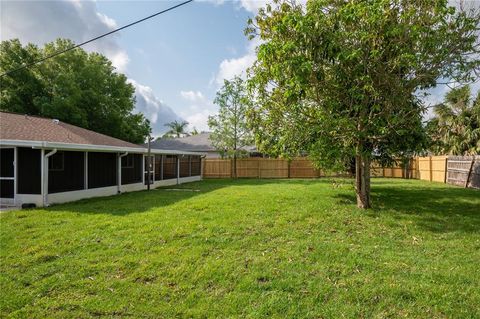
(190, 127), (199, 136)
(208, 76), (253, 159)
(1, 179), (480, 317)
(0, 38), (151, 144)
(163, 120), (190, 138)
(245, 0), (479, 207)
(427, 85), (480, 155)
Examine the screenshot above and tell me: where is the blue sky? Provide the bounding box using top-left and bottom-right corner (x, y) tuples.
(1, 0), (478, 137)
(1, 0), (262, 135)
(96, 0), (255, 131)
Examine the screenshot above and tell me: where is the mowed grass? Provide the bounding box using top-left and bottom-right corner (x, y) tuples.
(1, 179), (479, 318)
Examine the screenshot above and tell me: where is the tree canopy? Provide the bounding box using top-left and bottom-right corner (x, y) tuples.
(427, 85), (480, 155)
(246, 0), (480, 208)
(209, 77), (253, 177)
(0, 38), (151, 144)
(163, 120), (190, 138)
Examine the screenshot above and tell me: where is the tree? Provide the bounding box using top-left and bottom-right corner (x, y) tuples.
(0, 38), (151, 144)
(163, 120), (189, 138)
(208, 76), (253, 178)
(427, 85), (480, 155)
(190, 127), (199, 135)
(246, 0), (479, 208)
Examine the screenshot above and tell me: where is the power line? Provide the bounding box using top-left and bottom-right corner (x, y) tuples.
(0, 0), (194, 78)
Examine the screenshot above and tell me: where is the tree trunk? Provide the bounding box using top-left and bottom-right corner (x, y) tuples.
(233, 153), (237, 179)
(355, 153), (371, 209)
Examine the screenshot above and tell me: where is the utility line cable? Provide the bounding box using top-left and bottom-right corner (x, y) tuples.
(0, 0), (194, 78)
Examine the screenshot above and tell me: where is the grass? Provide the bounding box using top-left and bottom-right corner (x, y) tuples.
(1, 178), (479, 318)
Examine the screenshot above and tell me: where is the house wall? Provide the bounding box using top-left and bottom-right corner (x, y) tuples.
(12, 149), (203, 207)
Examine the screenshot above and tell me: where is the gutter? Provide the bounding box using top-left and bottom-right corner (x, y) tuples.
(1, 139), (206, 156)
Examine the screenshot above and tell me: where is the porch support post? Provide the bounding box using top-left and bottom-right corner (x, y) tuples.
(160, 155), (164, 180)
(118, 152), (128, 194)
(189, 155), (192, 177)
(176, 155), (180, 185)
(43, 149), (57, 207)
(14, 147), (18, 206)
(40, 149), (45, 202)
(84, 152), (88, 190)
(142, 154), (145, 187)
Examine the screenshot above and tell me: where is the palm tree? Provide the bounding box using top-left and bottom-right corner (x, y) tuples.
(163, 120), (189, 138)
(190, 127), (199, 136)
(428, 85), (480, 155)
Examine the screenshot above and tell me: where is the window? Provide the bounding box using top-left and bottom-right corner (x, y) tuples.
(122, 154), (134, 168)
(48, 152), (64, 171)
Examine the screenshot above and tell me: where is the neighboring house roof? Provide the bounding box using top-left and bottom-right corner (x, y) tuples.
(149, 132), (256, 152)
(0, 111), (139, 148)
(150, 132), (215, 152)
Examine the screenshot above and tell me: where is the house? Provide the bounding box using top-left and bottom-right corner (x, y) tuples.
(150, 132), (258, 158)
(0, 112), (204, 208)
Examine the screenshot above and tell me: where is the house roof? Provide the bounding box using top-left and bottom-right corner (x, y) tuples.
(0, 111), (140, 148)
(150, 132), (216, 152)
(0, 112), (205, 155)
(150, 132), (256, 152)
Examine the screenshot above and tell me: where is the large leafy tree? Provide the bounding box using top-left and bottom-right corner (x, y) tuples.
(0, 38), (151, 144)
(427, 85), (480, 155)
(163, 120), (190, 138)
(208, 76), (253, 178)
(246, 0), (479, 208)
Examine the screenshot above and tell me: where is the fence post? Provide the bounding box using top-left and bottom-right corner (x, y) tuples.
(444, 157), (448, 184)
(287, 160), (291, 178)
(428, 156), (433, 182)
(465, 158), (475, 188)
(257, 158), (260, 178)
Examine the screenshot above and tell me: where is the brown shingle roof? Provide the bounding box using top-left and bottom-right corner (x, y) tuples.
(0, 112), (140, 148)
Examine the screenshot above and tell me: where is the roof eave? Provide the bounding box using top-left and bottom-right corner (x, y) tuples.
(0, 139), (206, 156)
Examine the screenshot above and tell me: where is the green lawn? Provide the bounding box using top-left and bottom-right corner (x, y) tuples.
(1, 179), (479, 318)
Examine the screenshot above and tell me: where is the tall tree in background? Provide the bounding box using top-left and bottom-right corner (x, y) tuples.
(209, 76), (253, 178)
(163, 120), (189, 138)
(0, 39), (151, 144)
(427, 86), (480, 155)
(246, 0), (479, 208)
(190, 127), (199, 136)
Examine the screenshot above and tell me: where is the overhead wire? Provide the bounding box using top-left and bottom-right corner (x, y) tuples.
(0, 0), (194, 78)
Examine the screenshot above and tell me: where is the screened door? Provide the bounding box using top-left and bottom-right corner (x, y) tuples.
(0, 148), (15, 203)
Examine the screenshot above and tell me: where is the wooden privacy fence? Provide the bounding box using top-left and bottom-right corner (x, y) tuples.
(203, 156), (479, 189)
(203, 158), (334, 179)
(203, 157), (348, 178)
(446, 156), (479, 188)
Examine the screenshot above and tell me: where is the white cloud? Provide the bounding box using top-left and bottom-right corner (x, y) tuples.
(179, 90), (217, 131)
(238, 0), (270, 13)
(96, 12), (118, 29)
(108, 50), (130, 73)
(180, 90), (206, 102)
(215, 38), (260, 85)
(130, 80), (184, 136)
(199, 0), (268, 13)
(1, 0), (183, 134)
(0, 0), (129, 71)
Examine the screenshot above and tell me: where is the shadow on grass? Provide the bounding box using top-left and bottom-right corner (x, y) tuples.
(47, 178), (340, 216)
(47, 178), (479, 234)
(334, 180), (480, 233)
